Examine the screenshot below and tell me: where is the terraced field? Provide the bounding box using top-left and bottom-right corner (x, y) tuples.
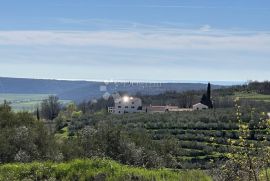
(71, 108), (269, 169)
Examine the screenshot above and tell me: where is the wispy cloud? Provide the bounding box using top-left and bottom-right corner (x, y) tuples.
(94, 5), (220, 9)
(1, 27), (270, 81)
(92, 4), (270, 11)
(0, 29), (270, 51)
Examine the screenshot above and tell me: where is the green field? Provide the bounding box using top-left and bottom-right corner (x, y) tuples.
(234, 92), (270, 102)
(0, 159), (211, 181)
(0, 93), (71, 112)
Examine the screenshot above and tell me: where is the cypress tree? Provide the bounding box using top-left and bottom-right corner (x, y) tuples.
(36, 107), (40, 120)
(200, 83), (213, 108)
(207, 82), (211, 100)
(207, 83), (213, 108)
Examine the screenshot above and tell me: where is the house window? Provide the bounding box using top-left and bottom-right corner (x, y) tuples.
(132, 102), (134, 104)
(125, 106), (128, 108)
(131, 106), (135, 109)
(137, 106), (142, 110)
(118, 106), (121, 108)
(118, 111), (121, 113)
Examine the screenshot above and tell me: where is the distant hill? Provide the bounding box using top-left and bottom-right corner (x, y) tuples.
(0, 77), (224, 102)
(0, 77), (90, 94)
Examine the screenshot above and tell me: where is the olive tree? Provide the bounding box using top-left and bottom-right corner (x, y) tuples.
(41, 96), (61, 120)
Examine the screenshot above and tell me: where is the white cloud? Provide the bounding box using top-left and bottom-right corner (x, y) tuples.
(0, 29), (270, 52)
(0, 28), (270, 81)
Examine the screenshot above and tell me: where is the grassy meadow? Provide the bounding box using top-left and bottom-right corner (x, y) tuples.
(0, 159), (211, 181)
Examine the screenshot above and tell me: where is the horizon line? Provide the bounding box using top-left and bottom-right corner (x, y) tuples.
(0, 76), (247, 85)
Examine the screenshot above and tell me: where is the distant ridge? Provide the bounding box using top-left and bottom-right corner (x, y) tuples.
(0, 77), (227, 102)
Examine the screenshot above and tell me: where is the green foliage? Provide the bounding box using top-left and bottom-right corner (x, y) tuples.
(40, 96), (61, 120)
(78, 96), (114, 113)
(213, 100), (270, 181)
(247, 81), (270, 95)
(0, 159), (212, 181)
(0, 103), (60, 163)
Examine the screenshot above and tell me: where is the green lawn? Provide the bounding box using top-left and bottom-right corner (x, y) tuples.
(0, 93), (71, 112)
(0, 159), (212, 181)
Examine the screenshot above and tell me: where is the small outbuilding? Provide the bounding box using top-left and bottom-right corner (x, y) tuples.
(192, 103), (208, 110)
(147, 105), (178, 113)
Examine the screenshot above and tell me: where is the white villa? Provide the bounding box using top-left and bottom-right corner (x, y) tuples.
(108, 96), (143, 114)
(108, 96), (209, 114)
(192, 103), (208, 110)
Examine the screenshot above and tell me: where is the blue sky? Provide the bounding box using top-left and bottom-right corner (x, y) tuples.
(0, 0), (270, 82)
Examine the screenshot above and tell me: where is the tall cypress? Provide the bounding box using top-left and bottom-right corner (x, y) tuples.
(36, 107), (40, 120)
(207, 83), (213, 108)
(201, 83), (213, 108)
(207, 82), (211, 100)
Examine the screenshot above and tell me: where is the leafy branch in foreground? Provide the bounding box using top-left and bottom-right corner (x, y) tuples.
(216, 99), (270, 181)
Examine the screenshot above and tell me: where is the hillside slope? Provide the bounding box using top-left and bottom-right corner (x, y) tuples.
(0, 77), (224, 102)
(0, 77), (90, 94)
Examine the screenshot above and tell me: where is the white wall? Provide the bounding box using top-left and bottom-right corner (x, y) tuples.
(113, 97), (142, 114)
(193, 103), (208, 110)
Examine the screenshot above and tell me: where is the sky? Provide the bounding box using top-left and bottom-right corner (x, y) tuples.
(0, 0), (270, 83)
